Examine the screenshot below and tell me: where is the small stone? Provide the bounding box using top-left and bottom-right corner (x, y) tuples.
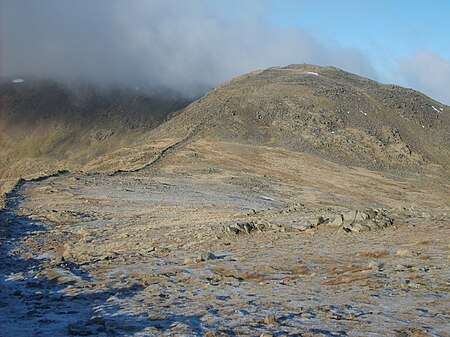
(199, 252), (217, 261)
(330, 215), (344, 226)
(395, 332), (409, 337)
(184, 252), (217, 264)
(343, 210), (358, 222)
(263, 313), (277, 325)
(204, 329), (234, 337)
(290, 223), (312, 231)
(223, 221), (255, 235)
(355, 211), (370, 222)
(183, 257), (198, 264)
(260, 333), (274, 337)
(51, 255), (65, 264)
(309, 216), (325, 226)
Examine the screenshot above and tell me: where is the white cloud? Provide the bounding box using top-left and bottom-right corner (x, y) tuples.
(0, 0), (376, 97)
(397, 49), (450, 105)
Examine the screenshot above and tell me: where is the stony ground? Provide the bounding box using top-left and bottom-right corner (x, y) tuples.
(1, 139), (449, 336)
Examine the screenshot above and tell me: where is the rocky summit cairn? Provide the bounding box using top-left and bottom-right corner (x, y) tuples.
(330, 208), (394, 233)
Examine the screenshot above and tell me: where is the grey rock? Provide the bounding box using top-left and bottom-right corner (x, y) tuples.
(333, 208), (393, 233)
(330, 215), (344, 226)
(289, 223), (313, 231)
(343, 210), (358, 222)
(263, 313), (277, 324)
(355, 210), (370, 222)
(364, 208), (377, 219)
(184, 252), (217, 264)
(199, 252), (217, 261)
(223, 221), (255, 235)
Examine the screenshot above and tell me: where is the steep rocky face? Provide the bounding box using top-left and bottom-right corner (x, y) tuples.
(152, 64), (449, 173)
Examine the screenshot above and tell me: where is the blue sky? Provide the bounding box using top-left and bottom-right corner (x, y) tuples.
(265, 0), (450, 80)
(1, 0), (450, 103)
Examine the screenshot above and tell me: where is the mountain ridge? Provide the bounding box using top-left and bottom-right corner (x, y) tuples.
(149, 64), (449, 173)
(1, 64), (449, 207)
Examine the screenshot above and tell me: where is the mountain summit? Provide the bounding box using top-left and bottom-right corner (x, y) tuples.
(151, 64), (449, 172)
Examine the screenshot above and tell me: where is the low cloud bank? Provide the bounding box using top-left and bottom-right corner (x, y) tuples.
(1, 0), (449, 104)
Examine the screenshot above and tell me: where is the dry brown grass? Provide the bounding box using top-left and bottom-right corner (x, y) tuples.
(355, 250), (390, 258)
(323, 273), (371, 285)
(327, 264), (372, 275)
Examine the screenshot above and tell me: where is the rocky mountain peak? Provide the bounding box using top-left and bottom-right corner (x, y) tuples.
(152, 65), (449, 173)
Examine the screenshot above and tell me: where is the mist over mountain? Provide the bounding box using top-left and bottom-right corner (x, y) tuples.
(0, 78), (191, 201)
(5, 0), (449, 103)
(1, 1), (380, 98)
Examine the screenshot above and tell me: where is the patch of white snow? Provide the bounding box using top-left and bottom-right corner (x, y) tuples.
(431, 105), (441, 113)
(305, 71), (319, 76)
(12, 78), (24, 83)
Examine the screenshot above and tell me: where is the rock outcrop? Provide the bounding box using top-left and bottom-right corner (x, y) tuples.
(330, 208), (394, 233)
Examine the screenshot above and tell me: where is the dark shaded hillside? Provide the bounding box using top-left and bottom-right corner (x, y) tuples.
(0, 79), (192, 201)
(1, 80), (188, 130)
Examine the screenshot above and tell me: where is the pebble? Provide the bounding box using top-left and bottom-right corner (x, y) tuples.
(264, 313), (277, 324)
(199, 252), (217, 261)
(183, 252), (217, 264)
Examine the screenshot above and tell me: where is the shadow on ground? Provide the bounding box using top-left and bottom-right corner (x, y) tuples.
(0, 185), (210, 336)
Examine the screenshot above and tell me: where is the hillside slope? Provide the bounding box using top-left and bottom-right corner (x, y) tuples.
(0, 79), (190, 200)
(150, 64), (449, 173)
(2, 65), (449, 205)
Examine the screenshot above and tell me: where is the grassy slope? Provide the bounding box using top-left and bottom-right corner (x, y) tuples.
(0, 79), (191, 205)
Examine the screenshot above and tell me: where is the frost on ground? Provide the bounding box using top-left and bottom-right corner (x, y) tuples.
(1, 139), (449, 337)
